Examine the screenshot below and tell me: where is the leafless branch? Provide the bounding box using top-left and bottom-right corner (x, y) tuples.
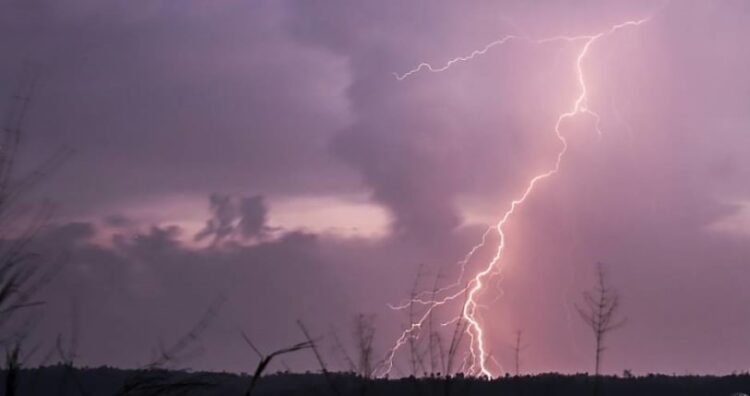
(241, 331), (313, 396)
(297, 320), (340, 396)
(576, 262), (626, 396)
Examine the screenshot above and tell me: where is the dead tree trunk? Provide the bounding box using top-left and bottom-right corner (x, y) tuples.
(512, 330), (526, 377)
(577, 262), (626, 396)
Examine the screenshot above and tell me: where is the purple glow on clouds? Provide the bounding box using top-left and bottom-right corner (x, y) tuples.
(1, 0), (749, 375)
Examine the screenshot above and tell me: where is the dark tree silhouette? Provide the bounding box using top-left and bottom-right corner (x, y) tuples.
(4, 342), (20, 396)
(330, 328), (357, 373)
(577, 262), (626, 395)
(512, 330), (527, 377)
(297, 320), (341, 396)
(406, 263), (427, 377)
(240, 331), (312, 396)
(0, 71), (71, 396)
(114, 297), (225, 396)
(0, 74), (48, 332)
(353, 314), (379, 379)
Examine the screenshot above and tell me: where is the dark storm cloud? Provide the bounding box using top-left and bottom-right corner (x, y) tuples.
(0, 0), (355, 215)
(284, 1), (495, 241)
(31, 217), (351, 371)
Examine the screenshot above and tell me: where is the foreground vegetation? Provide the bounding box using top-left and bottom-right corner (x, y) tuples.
(2, 366), (749, 396)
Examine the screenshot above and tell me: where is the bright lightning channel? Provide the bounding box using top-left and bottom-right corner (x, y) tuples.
(380, 16), (654, 378)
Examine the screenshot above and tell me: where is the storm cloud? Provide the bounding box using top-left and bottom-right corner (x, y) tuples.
(1, 0), (749, 375)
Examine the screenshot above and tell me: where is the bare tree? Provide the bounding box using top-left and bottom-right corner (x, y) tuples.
(328, 316), (379, 377)
(114, 297), (225, 396)
(330, 327), (356, 373)
(4, 341), (20, 396)
(577, 262), (626, 395)
(425, 266), (450, 377)
(240, 331), (312, 396)
(444, 292), (469, 377)
(512, 330), (527, 377)
(297, 320), (341, 396)
(0, 73), (49, 333)
(146, 295), (225, 370)
(0, 71), (73, 396)
(406, 263), (427, 377)
(353, 314), (379, 378)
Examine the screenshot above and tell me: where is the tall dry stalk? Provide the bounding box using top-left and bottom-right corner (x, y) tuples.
(577, 262), (626, 396)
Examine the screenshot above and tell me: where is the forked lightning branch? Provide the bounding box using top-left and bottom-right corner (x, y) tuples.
(381, 15), (656, 378)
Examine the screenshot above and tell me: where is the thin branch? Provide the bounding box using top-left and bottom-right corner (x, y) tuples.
(297, 320), (340, 396)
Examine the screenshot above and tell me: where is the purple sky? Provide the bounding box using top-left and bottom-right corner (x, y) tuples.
(1, 0), (750, 376)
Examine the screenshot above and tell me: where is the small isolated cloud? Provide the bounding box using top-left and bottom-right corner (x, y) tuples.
(194, 193), (270, 244)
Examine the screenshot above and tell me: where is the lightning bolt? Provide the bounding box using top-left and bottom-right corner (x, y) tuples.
(380, 15), (656, 378)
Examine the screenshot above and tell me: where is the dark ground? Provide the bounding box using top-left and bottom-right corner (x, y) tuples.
(3, 366), (750, 395)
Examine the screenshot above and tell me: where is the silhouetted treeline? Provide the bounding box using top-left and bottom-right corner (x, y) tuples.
(3, 366), (750, 396)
